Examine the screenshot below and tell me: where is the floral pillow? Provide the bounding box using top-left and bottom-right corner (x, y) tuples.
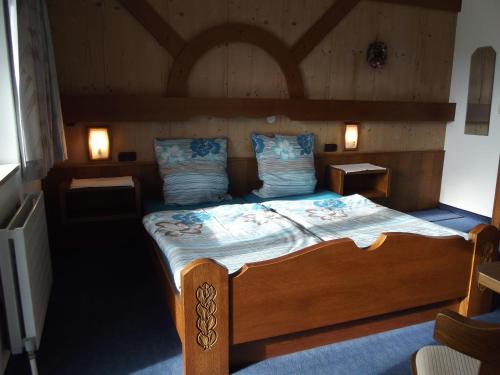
(251, 133), (317, 198)
(154, 138), (229, 205)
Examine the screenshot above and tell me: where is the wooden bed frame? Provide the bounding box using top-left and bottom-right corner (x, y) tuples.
(145, 222), (500, 374)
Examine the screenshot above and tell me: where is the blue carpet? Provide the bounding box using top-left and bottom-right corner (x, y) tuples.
(434, 217), (490, 233)
(408, 206), (491, 233)
(6, 222), (500, 375)
(235, 310), (500, 375)
(408, 208), (462, 222)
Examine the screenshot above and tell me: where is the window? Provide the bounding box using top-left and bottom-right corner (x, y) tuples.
(0, 0), (19, 165)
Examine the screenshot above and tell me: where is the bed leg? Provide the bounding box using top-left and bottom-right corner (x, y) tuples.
(180, 259), (229, 375)
(459, 224), (500, 317)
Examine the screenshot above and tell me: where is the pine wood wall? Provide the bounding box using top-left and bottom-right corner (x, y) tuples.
(47, 0), (457, 162)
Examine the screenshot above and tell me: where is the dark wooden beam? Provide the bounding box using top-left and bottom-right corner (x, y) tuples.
(375, 0), (462, 12)
(292, 0), (361, 63)
(118, 0), (186, 57)
(61, 95), (456, 123)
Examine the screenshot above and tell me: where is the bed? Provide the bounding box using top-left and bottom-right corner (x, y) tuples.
(142, 192), (500, 375)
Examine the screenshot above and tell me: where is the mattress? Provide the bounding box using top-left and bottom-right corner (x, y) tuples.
(143, 193), (466, 291)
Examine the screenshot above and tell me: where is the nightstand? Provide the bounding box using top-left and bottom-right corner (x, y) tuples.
(59, 177), (142, 225)
(328, 163), (390, 199)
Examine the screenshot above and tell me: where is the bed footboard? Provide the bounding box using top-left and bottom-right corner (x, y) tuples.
(180, 259), (229, 375)
(178, 225), (499, 375)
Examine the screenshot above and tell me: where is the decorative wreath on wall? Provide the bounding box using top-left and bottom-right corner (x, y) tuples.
(367, 41), (388, 69)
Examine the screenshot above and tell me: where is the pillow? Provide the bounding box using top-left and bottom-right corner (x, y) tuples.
(154, 138), (229, 205)
(251, 133), (317, 198)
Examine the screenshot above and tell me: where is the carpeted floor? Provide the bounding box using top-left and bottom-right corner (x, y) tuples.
(408, 205), (491, 233)
(5, 208), (496, 375)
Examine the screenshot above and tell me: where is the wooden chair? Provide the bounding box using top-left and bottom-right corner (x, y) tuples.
(412, 310), (500, 375)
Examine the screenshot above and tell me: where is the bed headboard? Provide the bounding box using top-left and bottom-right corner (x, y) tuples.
(43, 150), (444, 214)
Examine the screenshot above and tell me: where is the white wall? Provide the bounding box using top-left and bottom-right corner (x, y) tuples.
(440, 0), (500, 217)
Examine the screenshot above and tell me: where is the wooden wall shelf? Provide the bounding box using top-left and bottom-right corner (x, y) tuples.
(61, 95), (456, 123)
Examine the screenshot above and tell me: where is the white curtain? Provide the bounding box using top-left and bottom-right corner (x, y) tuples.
(13, 0), (67, 180)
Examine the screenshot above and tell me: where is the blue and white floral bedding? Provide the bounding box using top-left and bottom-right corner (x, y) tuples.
(143, 203), (320, 290)
(262, 194), (467, 248)
(144, 194), (467, 291)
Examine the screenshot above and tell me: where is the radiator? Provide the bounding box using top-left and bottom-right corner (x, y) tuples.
(0, 191), (52, 355)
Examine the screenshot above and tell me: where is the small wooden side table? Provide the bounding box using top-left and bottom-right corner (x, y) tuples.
(59, 177), (142, 225)
(328, 164), (390, 199)
(478, 261), (500, 294)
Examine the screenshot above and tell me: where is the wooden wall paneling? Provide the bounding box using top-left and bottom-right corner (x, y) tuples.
(326, 1), (374, 101)
(117, 0), (186, 57)
(166, 23), (305, 98)
(413, 10), (456, 102)
(63, 119), (447, 162)
(189, 46), (229, 98)
(167, 0), (229, 41)
(224, 0), (285, 154)
(47, 0), (107, 94)
(186, 0), (228, 99)
(225, 0), (283, 99)
(415, 150), (444, 209)
(48, 0), (459, 162)
(364, 2), (394, 101)
(385, 4), (419, 102)
(104, 1), (172, 95)
(253, 1), (288, 99)
(225, 0), (283, 155)
(299, 0), (338, 99)
(291, 0), (361, 62)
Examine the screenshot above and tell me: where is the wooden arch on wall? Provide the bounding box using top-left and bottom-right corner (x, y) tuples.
(61, 0), (462, 123)
(167, 24), (305, 98)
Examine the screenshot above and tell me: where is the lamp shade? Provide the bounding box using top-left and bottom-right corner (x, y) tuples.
(344, 123), (359, 151)
(88, 127), (110, 161)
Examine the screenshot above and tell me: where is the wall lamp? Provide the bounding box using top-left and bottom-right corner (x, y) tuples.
(344, 122), (359, 151)
(87, 126), (111, 161)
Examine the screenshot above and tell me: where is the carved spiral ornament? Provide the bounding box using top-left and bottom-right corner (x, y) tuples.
(195, 283), (218, 350)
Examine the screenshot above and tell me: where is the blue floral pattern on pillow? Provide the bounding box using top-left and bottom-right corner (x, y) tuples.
(251, 134), (265, 155)
(190, 139), (221, 158)
(297, 134), (313, 155)
(154, 138), (229, 205)
(251, 133), (317, 198)
(273, 139), (297, 160)
(155, 144), (186, 166)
